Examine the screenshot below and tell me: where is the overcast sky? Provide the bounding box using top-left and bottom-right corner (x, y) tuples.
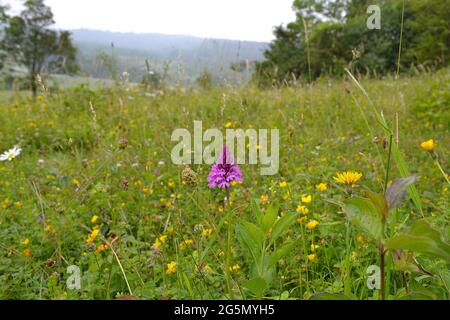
(2, 0), (297, 42)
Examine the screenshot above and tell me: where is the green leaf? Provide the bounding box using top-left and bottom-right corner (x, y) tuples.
(243, 277), (268, 298)
(386, 220), (450, 261)
(269, 241), (297, 266)
(269, 212), (298, 244)
(342, 197), (383, 240)
(262, 202), (279, 233)
(309, 293), (353, 300)
(385, 175), (418, 211)
(397, 292), (435, 300)
(364, 189), (388, 220)
(236, 222), (264, 261)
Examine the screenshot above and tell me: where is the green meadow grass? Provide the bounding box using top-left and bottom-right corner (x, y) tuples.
(0, 69), (448, 299)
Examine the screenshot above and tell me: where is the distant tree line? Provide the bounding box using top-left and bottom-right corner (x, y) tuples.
(255, 0), (450, 85)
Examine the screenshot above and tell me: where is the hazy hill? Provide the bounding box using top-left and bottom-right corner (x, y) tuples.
(71, 29), (269, 84)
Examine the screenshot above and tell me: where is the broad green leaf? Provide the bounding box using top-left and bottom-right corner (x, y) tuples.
(243, 277), (268, 298)
(391, 250), (423, 274)
(386, 220), (450, 261)
(269, 212), (298, 244)
(262, 202), (279, 233)
(385, 175), (418, 211)
(397, 292), (435, 300)
(269, 241), (297, 266)
(342, 197), (383, 240)
(236, 222), (264, 261)
(309, 293), (353, 300)
(364, 189), (388, 220)
(252, 199), (264, 227)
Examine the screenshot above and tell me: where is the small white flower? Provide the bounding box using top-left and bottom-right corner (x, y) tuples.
(0, 146), (22, 161)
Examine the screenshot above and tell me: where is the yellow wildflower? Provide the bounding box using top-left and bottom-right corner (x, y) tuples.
(301, 195), (312, 204)
(310, 244), (320, 252)
(202, 228), (213, 239)
(307, 253), (317, 262)
(297, 216), (307, 224)
(315, 183), (328, 192)
(296, 205), (309, 215)
(229, 264), (241, 273)
(91, 215), (99, 224)
(166, 261), (177, 274)
(22, 238), (30, 246)
(333, 171), (362, 185)
(306, 220), (319, 230)
(279, 181), (288, 188)
(260, 194), (269, 203)
(420, 139), (436, 152)
(86, 228), (100, 243)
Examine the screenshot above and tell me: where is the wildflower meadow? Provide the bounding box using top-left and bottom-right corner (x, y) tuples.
(0, 68), (448, 300)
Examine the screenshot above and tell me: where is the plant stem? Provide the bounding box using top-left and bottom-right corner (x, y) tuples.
(384, 134), (393, 195)
(224, 188), (234, 299)
(380, 247), (386, 300)
(433, 157), (450, 186)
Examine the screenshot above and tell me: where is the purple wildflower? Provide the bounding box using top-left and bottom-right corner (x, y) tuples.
(207, 146), (243, 188)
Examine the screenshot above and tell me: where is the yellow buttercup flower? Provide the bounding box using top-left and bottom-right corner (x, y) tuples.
(22, 238), (30, 246)
(420, 139), (436, 152)
(166, 261), (177, 274)
(279, 181), (288, 188)
(307, 253), (317, 262)
(306, 219), (319, 230)
(310, 244), (320, 252)
(301, 195), (312, 204)
(333, 171), (362, 185)
(315, 183), (328, 192)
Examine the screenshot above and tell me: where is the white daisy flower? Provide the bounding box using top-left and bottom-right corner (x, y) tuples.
(0, 146), (22, 161)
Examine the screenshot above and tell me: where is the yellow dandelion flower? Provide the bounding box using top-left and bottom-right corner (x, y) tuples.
(315, 183), (328, 192)
(306, 219), (319, 230)
(333, 171), (362, 185)
(166, 261), (177, 274)
(420, 139), (436, 152)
